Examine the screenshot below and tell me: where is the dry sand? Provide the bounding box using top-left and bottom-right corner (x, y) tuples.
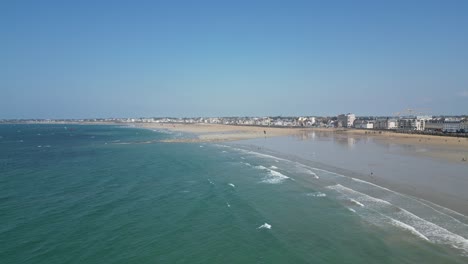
(136, 123), (307, 142)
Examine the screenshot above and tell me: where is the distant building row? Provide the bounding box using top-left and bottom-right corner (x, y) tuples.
(339, 115), (468, 133)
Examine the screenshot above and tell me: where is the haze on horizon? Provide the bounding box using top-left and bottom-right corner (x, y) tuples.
(1, 0), (467, 119)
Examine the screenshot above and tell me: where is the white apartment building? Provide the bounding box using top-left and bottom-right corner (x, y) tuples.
(347, 114), (356, 128)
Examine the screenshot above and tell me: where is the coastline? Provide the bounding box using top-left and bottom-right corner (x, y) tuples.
(4, 122), (467, 162)
(136, 123), (468, 216)
(135, 123), (468, 162)
(137, 123), (468, 144)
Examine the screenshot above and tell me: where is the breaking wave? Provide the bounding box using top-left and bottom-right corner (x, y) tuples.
(327, 184), (468, 255)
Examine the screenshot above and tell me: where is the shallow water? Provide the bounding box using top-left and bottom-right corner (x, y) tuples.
(1, 125), (467, 263)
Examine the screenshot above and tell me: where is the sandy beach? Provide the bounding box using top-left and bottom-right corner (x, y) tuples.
(137, 123), (467, 145)
(135, 123), (468, 162)
(135, 123), (307, 142)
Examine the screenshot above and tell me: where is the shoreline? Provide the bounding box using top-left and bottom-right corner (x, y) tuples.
(134, 123), (468, 162)
(137, 123), (468, 145)
(4, 122), (468, 148)
(140, 123), (468, 216)
(3, 122), (467, 162)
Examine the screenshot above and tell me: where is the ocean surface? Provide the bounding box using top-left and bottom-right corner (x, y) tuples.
(1, 124), (467, 263)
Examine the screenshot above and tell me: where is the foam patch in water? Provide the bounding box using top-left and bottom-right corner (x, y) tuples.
(306, 192), (327, 197)
(390, 218), (430, 241)
(258, 223), (272, 229)
(349, 198), (365, 207)
(262, 169), (289, 184)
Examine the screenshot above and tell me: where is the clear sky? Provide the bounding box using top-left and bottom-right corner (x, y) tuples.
(1, 0), (467, 118)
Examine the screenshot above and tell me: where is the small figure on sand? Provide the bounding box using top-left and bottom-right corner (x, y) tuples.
(370, 172), (376, 182)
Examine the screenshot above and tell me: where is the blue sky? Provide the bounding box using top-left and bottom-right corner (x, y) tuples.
(1, 0), (467, 118)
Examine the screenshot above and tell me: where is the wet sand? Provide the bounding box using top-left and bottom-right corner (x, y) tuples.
(234, 133), (468, 216)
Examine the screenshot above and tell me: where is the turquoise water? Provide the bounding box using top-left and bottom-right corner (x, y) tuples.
(1, 124), (467, 263)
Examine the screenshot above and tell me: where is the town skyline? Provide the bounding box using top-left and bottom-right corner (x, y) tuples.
(3, 112), (467, 134)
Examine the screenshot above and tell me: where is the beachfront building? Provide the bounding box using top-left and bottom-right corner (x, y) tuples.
(260, 118), (272, 126)
(209, 118), (221, 124)
(461, 120), (468, 132)
(443, 121), (461, 133)
(309, 117), (316, 126)
(297, 117), (316, 127)
(347, 114), (356, 128)
(353, 120), (374, 129)
(273, 119), (284, 126)
(398, 118), (417, 131)
(336, 113), (355, 128)
(374, 118), (397, 130)
(336, 115), (346, 127)
(415, 116), (432, 131)
(388, 119), (398, 129)
(374, 118), (387, 130)
(425, 120), (444, 132)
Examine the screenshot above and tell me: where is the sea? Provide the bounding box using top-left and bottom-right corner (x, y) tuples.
(1, 124), (467, 264)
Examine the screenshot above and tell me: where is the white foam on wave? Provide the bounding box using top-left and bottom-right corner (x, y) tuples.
(199, 145), (204, 148)
(415, 198), (468, 223)
(351, 177), (468, 229)
(306, 192), (326, 198)
(306, 170), (319, 179)
(222, 150), (227, 153)
(152, 129), (173, 135)
(349, 198), (365, 207)
(219, 144), (468, 245)
(246, 151), (289, 162)
(295, 163), (322, 179)
(227, 202), (231, 207)
(217, 145), (289, 165)
(228, 183), (235, 188)
(262, 169), (289, 184)
(270, 165), (278, 169)
(258, 223), (272, 229)
(390, 219), (430, 241)
(348, 208), (356, 213)
(327, 184), (468, 255)
(207, 179), (214, 185)
(328, 184), (391, 206)
(255, 165), (268, 170)
(241, 162), (251, 167)
(351, 177), (393, 192)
